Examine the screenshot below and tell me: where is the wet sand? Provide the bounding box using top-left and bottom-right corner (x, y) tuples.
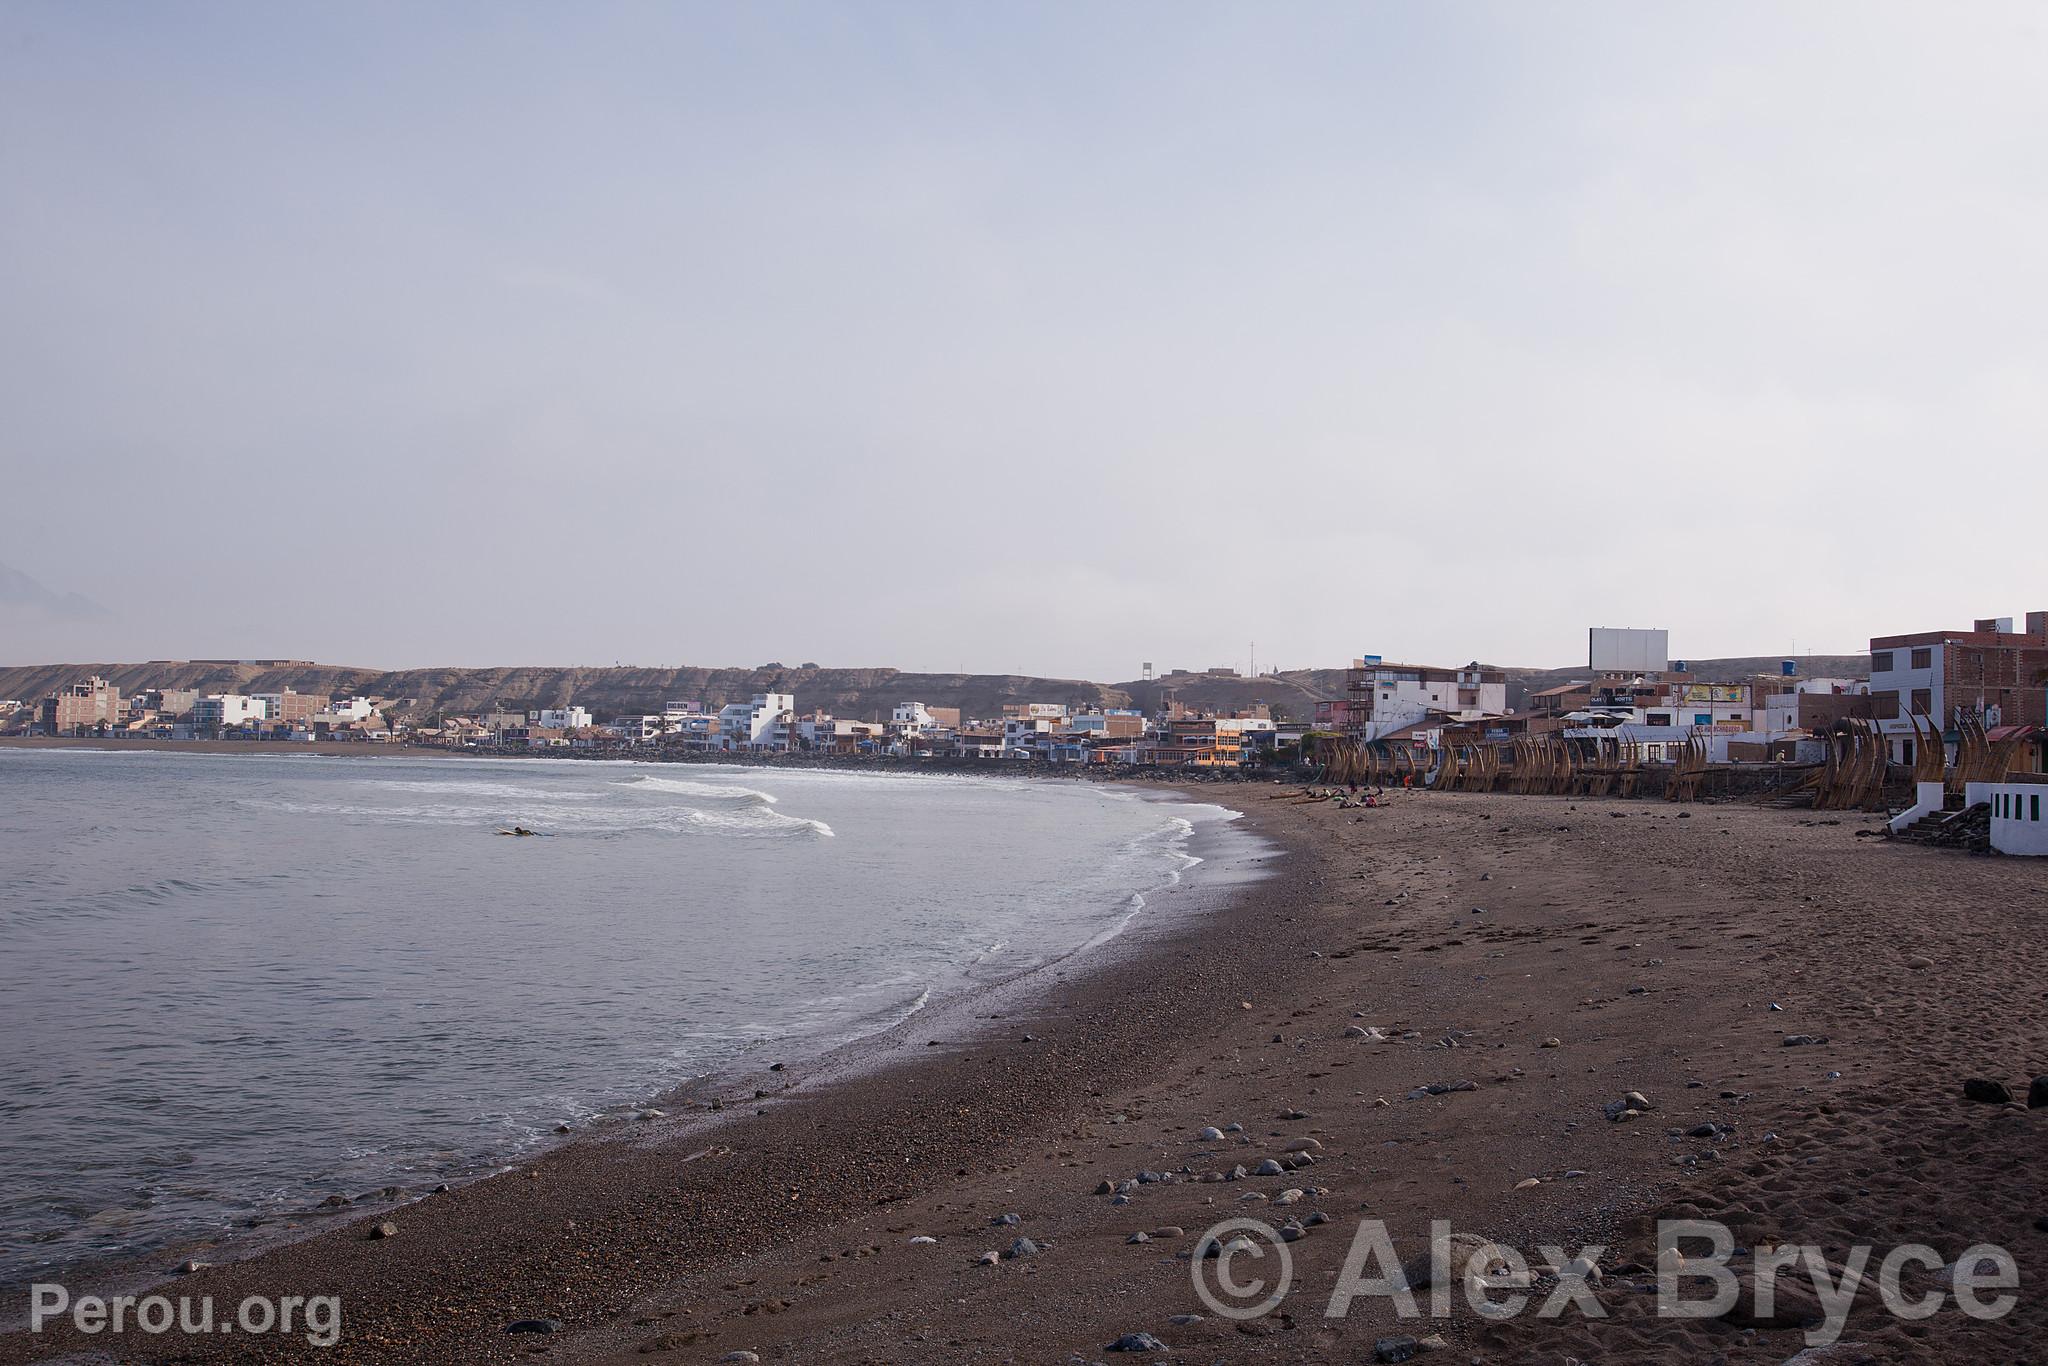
(5, 787), (2045, 1364)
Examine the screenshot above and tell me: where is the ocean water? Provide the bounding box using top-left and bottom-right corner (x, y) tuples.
(0, 750), (1234, 1288)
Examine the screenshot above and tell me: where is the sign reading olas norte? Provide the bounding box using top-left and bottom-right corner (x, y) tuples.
(1680, 685), (1747, 704)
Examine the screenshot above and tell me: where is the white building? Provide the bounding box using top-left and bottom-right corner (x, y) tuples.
(719, 693), (794, 750)
(535, 706), (593, 731)
(1002, 716), (1057, 756)
(611, 715), (667, 742)
(892, 702), (938, 733)
(1986, 780), (2048, 856)
(326, 697), (375, 722)
(1346, 661), (1509, 742)
(193, 694), (268, 730)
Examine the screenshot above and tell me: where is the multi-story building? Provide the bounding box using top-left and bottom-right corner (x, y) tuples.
(890, 702), (963, 735)
(718, 693), (794, 750)
(253, 690), (324, 725)
(1342, 659), (1507, 742)
(1870, 611), (2048, 764)
(191, 694), (268, 732)
(535, 706), (592, 731)
(36, 676), (122, 735)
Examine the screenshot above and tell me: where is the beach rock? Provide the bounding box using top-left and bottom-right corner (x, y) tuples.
(1560, 1255), (1603, 1283)
(1780, 1035), (1825, 1048)
(908, 1235), (938, 1245)
(1126, 1231), (1150, 1244)
(1283, 1138), (1323, 1153)
(977, 1251), (999, 1266)
(1223, 1122), (1245, 1133)
(1905, 956), (1934, 970)
(1304, 1211), (1330, 1226)
(1002, 1236), (1039, 1260)
(1374, 1335), (1431, 1362)
(1167, 1314), (1205, 1326)
(319, 1194), (351, 1208)
(1111, 1194), (1132, 1206)
(1624, 1091), (1652, 1111)
(719, 1354), (761, 1365)
(1514, 1178), (1541, 1191)
(1136, 1169), (1166, 1184)
(1253, 1159), (1286, 1176)
(1399, 1233), (1502, 1290)
(369, 1221), (399, 1240)
(1105, 1333), (1167, 1352)
(1540, 1038), (1561, 1048)
(1198, 1126), (1224, 1141)
(1279, 1109), (1310, 1121)
(553, 1122), (573, 1133)
(2029, 1077), (2048, 1109)
(505, 1319), (563, 1334)
(991, 1212), (1022, 1227)
(174, 1260), (209, 1275)
(1094, 1180), (1115, 1195)
(1274, 1188), (1305, 1205)
(1344, 1025), (1371, 1038)
(1279, 1221), (1306, 1242)
(1965, 1078), (2014, 1105)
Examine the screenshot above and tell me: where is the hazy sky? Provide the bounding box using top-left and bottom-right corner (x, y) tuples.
(4, 3), (2044, 679)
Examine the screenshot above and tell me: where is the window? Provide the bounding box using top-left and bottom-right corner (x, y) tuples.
(2034, 794), (2042, 821)
(1911, 647), (1932, 670)
(1871, 651), (1894, 673)
(1911, 688), (1932, 716)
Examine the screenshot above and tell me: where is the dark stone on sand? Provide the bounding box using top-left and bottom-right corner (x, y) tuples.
(1105, 1332), (1167, 1352)
(369, 1221), (399, 1240)
(1780, 1035), (1826, 1047)
(991, 1212), (1021, 1227)
(1965, 1078), (2014, 1104)
(1375, 1336), (1423, 1362)
(2029, 1077), (2048, 1109)
(320, 1194), (350, 1207)
(506, 1319), (563, 1334)
(1002, 1236), (1039, 1260)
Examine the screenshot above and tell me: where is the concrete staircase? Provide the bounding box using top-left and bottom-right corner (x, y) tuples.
(1889, 801), (1992, 852)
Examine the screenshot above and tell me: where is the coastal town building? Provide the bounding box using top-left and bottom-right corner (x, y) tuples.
(718, 693), (795, 751)
(253, 690), (323, 725)
(192, 694), (268, 732)
(1339, 659), (1508, 742)
(1870, 610), (2048, 765)
(34, 676), (122, 735)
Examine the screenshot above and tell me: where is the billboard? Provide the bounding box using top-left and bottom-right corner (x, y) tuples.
(1589, 627), (1670, 674)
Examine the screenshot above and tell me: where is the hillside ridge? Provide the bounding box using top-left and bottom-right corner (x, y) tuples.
(0, 655), (1870, 724)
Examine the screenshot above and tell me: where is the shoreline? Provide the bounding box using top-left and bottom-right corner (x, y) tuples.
(6, 787), (2046, 1361)
(0, 777), (1274, 1318)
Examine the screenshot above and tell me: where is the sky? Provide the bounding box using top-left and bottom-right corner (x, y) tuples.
(3, 2), (2044, 679)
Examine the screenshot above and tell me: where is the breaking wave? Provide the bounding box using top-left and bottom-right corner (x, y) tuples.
(614, 776), (779, 805)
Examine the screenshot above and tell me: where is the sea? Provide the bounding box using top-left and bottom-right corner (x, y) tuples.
(0, 748), (1241, 1289)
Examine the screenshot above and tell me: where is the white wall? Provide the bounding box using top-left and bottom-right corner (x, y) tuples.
(1987, 783), (2048, 856)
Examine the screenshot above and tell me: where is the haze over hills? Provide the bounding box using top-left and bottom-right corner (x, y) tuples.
(0, 655), (1870, 726)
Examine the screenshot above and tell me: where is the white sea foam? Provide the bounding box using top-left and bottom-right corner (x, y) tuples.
(365, 778), (606, 801)
(616, 775), (779, 804)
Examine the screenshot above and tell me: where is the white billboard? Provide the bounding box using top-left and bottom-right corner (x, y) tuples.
(1589, 626), (1669, 673)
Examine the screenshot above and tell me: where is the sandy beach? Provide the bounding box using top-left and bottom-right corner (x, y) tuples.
(5, 784), (2045, 1364)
